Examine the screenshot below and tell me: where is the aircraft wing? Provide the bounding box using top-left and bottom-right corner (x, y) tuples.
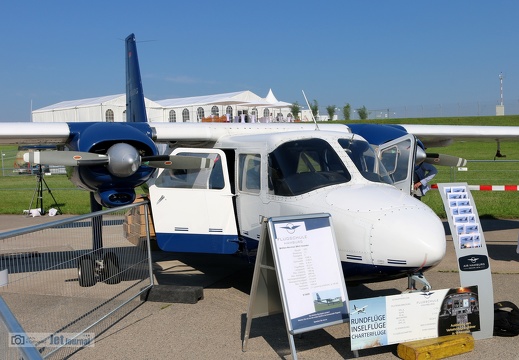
(0, 123), (70, 145)
(399, 124), (519, 148)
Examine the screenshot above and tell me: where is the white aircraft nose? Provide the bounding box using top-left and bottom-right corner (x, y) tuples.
(327, 184), (446, 269)
(369, 205), (446, 269)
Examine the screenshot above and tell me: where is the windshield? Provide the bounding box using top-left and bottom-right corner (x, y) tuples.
(338, 138), (393, 185)
(268, 138), (351, 196)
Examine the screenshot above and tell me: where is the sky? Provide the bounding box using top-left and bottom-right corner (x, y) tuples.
(1, 0), (518, 122)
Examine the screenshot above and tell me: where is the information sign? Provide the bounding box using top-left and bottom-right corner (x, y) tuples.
(437, 183), (494, 340)
(350, 286), (480, 351)
(243, 213), (349, 359)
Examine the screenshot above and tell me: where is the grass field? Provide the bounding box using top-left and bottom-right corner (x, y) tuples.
(1, 115), (518, 217)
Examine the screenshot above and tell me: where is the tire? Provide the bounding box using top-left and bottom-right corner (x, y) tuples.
(78, 255), (96, 287)
(102, 252), (121, 284)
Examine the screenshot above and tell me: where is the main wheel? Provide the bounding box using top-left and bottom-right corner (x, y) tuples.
(78, 255), (96, 287)
(102, 252), (121, 284)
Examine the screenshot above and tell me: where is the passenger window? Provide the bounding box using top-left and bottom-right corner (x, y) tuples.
(155, 152), (223, 190)
(239, 154), (261, 194)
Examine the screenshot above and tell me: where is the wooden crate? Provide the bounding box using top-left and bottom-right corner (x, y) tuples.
(123, 196), (155, 247)
(397, 334), (474, 360)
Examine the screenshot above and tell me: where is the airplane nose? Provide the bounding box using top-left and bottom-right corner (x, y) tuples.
(369, 205), (446, 269)
(326, 184), (446, 269)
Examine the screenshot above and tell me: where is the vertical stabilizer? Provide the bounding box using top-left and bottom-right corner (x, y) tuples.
(125, 33), (147, 122)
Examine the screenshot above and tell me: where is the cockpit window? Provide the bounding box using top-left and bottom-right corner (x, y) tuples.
(338, 138), (393, 185)
(268, 138), (351, 196)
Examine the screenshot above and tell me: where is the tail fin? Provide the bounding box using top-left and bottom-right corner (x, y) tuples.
(125, 33), (147, 123)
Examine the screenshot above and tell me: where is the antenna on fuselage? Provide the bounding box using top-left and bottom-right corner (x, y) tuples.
(302, 90), (319, 131)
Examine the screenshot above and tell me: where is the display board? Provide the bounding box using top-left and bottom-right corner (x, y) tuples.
(437, 183), (494, 340)
(350, 286), (480, 351)
(243, 213), (349, 359)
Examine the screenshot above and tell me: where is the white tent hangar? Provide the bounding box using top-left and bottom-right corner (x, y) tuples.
(32, 94), (163, 123)
(32, 90), (294, 123)
(156, 90), (293, 123)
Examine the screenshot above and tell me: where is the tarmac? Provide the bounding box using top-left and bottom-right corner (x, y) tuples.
(1, 214), (519, 359)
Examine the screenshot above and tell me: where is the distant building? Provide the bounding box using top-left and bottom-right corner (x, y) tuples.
(32, 90), (296, 123)
(496, 104), (505, 116)
(32, 94), (163, 123)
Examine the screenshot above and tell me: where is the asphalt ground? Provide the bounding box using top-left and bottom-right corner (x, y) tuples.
(1, 215), (518, 359)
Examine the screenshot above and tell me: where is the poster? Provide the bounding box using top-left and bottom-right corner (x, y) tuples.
(270, 215), (349, 332)
(438, 183), (494, 340)
(350, 286), (480, 351)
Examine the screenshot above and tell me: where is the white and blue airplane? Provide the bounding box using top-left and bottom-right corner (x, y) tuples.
(2, 34), (519, 288)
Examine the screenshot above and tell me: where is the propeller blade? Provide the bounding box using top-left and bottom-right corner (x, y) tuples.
(142, 155), (213, 169)
(24, 151), (109, 166)
(425, 153), (467, 167)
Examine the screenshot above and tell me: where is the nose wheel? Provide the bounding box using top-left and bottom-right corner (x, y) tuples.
(405, 272), (432, 292)
(77, 252), (121, 287)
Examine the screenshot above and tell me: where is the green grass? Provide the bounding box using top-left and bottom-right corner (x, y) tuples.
(1, 115), (519, 217)
(0, 174), (148, 215)
(0, 174), (91, 214)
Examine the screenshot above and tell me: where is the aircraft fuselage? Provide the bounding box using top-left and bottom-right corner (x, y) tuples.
(148, 128), (446, 283)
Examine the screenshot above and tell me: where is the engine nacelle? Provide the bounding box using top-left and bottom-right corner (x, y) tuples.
(66, 122), (157, 207)
(94, 188), (136, 208)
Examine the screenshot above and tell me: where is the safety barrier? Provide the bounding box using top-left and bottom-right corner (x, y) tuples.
(432, 159), (519, 189)
(0, 201), (154, 359)
(0, 296), (42, 359)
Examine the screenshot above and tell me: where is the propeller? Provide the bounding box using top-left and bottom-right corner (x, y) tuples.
(414, 143), (467, 167)
(24, 143), (213, 178)
(424, 153), (467, 167)
(24, 151), (108, 166)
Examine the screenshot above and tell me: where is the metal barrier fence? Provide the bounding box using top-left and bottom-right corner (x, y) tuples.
(441, 160), (519, 185)
(0, 201), (154, 359)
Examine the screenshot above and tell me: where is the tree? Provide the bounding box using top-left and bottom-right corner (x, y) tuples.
(326, 105), (336, 121)
(310, 100), (319, 120)
(357, 105), (368, 120)
(342, 103), (351, 120)
(290, 102), (301, 120)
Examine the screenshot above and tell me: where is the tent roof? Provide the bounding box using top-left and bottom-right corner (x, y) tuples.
(33, 90), (290, 113)
(34, 94), (125, 112)
(265, 89), (278, 103)
(156, 90), (265, 108)
(33, 94), (162, 112)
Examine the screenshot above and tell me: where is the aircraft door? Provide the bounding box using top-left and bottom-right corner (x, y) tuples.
(235, 153), (267, 245)
(377, 134), (416, 194)
(148, 148), (239, 254)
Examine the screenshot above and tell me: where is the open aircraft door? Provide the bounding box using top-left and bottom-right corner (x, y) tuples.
(234, 153), (269, 246)
(148, 148), (239, 254)
(377, 134), (416, 194)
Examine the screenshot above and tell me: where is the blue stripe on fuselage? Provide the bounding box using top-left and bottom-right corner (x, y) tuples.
(156, 233), (240, 254)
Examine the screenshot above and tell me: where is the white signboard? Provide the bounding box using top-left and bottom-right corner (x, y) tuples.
(437, 183), (494, 340)
(243, 214), (349, 359)
(269, 214), (349, 333)
(350, 286), (480, 351)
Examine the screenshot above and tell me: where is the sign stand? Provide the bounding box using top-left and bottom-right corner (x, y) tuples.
(437, 183), (494, 340)
(243, 214), (350, 360)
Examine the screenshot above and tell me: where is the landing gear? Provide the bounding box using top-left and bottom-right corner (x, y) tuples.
(78, 255), (96, 287)
(77, 193), (122, 288)
(77, 252), (121, 287)
(101, 252), (121, 284)
(406, 272), (432, 292)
